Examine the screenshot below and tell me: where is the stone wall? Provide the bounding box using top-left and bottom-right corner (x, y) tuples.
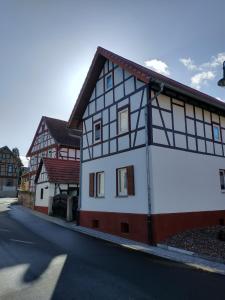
(18, 191), (35, 209)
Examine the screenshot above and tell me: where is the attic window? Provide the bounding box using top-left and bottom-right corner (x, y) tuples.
(106, 74), (112, 90)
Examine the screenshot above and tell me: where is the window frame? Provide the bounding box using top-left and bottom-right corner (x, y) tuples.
(7, 164), (13, 175)
(117, 105), (130, 136)
(117, 167), (128, 197)
(219, 169), (225, 191)
(212, 123), (221, 142)
(93, 119), (102, 144)
(106, 74), (113, 90)
(96, 171), (105, 198)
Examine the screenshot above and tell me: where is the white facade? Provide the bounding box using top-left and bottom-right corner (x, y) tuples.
(150, 145), (225, 214)
(81, 147), (148, 214)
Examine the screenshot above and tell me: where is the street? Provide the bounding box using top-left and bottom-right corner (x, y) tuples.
(0, 199), (225, 300)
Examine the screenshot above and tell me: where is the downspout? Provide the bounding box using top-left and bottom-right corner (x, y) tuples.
(76, 132), (83, 226)
(145, 82), (164, 244)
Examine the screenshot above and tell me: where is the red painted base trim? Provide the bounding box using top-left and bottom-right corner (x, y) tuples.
(80, 211), (149, 243)
(34, 206), (48, 215)
(80, 210), (225, 244)
(152, 210), (225, 243)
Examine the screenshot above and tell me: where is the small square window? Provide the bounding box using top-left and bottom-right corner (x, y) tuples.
(106, 74), (112, 90)
(118, 107), (129, 135)
(213, 124), (221, 141)
(117, 168), (128, 196)
(96, 172), (104, 197)
(94, 120), (102, 143)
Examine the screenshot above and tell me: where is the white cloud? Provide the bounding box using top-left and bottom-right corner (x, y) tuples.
(202, 53), (225, 69)
(20, 156), (29, 167)
(180, 52), (225, 72)
(191, 71), (215, 89)
(179, 58), (197, 71)
(145, 59), (170, 76)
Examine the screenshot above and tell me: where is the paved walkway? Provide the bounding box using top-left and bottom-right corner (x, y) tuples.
(16, 205), (225, 276)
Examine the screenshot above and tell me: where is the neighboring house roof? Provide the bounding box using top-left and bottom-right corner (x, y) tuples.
(68, 46), (225, 128)
(0, 146), (23, 166)
(35, 158), (80, 184)
(27, 116), (81, 156)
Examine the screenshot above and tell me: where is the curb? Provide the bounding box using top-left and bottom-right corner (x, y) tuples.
(157, 243), (194, 256)
(13, 205), (225, 276)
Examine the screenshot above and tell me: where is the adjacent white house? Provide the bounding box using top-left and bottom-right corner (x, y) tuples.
(68, 47), (225, 244)
(35, 158), (80, 214)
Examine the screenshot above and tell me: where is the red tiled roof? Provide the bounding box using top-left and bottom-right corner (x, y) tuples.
(68, 47), (225, 128)
(35, 158), (80, 184)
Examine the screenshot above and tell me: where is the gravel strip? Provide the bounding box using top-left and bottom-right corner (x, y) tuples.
(164, 226), (225, 263)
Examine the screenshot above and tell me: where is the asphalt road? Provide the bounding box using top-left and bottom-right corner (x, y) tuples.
(0, 199), (225, 300)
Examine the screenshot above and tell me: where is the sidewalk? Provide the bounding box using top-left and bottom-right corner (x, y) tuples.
(16, 205), (225, 276)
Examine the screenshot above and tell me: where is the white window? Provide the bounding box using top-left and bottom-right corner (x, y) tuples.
(118, 107), (129, 134)
(106, 74), (112, 90)
(117, 168), (128, 196)
(219, 170), (225, 191)
(96, 172), (104, 197)
(213, 124), (221, 141)
(94, 120), (101, 142)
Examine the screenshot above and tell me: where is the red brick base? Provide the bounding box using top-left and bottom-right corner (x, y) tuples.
(152, 210), (225, 243)
(80, 211), (149, 243)
(34, 206), (48, 215)
(80, 210), (225, 244)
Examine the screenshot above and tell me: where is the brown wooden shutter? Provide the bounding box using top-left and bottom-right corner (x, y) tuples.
(127, 165), (135, 196)
(89, 173), (95, 197)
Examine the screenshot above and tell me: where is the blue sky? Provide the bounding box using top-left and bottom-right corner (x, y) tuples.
(0, 0), (224, 166)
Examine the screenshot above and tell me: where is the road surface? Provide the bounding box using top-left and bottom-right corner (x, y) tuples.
(0, 198), (224, 300)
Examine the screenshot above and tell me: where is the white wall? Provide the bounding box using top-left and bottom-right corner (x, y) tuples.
(35, 182), (55, 207)
(81, 147), (148, 214)
(150, 145), (225, 214)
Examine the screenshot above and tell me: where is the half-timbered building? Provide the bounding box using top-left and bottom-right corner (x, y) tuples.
(26, 116), (81, 193)
(68, 47), (225, 244)
(0, 146), (22, 197)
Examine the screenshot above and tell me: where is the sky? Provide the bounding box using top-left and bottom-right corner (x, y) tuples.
(0, 0), (224, 167)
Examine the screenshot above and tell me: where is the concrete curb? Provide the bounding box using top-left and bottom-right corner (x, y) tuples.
(157, 243), (194, 256)
(14, 205), (225, 276)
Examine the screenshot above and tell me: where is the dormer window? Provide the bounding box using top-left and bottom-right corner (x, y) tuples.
(94, 120), (102, 143)
(106, 74), (112, 90)
(213, 124), (221, 141)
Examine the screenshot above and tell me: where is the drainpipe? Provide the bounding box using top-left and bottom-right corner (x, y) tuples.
(76, 133), (83, 226)
(145, 82), (164, 244)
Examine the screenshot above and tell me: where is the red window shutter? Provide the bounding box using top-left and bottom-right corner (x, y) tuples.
(127, 165), (135, 196)
(89, 173), (95, 197)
